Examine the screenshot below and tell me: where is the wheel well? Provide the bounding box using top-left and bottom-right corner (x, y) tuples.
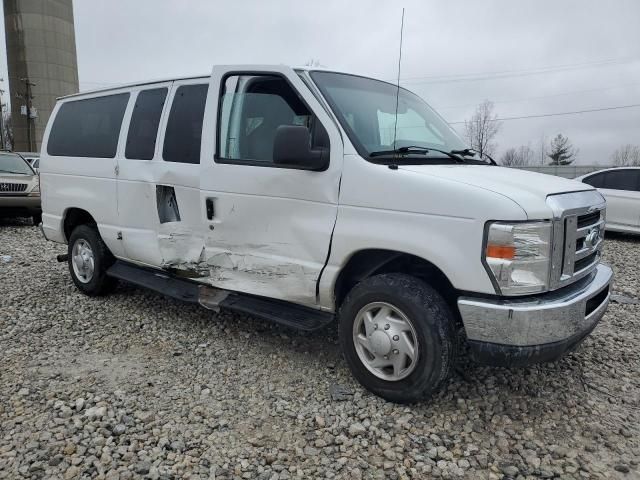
(334, 249), (458, 310)
(63, 208), (96, 241)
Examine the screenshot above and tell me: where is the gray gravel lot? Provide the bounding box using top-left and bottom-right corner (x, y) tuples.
(1, 220), (639, 480)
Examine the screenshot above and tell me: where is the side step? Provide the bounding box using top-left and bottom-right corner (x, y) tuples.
(106, 261), (333, 332)
(108, 261), (199, 303)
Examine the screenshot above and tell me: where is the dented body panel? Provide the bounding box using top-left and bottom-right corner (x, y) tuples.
(192, 65), (343, 305)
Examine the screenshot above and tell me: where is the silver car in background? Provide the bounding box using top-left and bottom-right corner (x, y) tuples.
(0, 152), (41, 225)
(576, 167), (640, 234)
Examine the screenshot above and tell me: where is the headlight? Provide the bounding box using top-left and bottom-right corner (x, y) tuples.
(483, 221), (552, 295)
(28, 178), (40, 196)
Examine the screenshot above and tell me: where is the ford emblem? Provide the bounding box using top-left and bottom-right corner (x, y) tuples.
(584, 227), (600, 248)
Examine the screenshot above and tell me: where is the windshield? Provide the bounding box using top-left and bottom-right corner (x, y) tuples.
(311, 71), (466, 158)
(0, 153), (34, 175)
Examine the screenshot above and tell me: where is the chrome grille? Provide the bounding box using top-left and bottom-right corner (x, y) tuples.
(565, 210), (604, 276)
(547, 190), (606, 290)
(0, 182), (28, 193)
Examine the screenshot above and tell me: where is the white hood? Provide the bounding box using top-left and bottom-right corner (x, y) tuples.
(398, 164), (593, 219)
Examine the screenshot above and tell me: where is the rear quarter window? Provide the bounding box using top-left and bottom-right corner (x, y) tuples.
(47, 93), (130, 158)
(583, 172), (606, 188)
(587, 169), (640, 191)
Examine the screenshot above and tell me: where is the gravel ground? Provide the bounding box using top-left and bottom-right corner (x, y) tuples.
(1, 219), (639, 480)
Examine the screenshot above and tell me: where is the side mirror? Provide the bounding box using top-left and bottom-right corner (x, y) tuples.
(273, 125), (329, 171)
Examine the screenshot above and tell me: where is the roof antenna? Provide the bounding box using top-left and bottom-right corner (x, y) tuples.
(392, 8), (405, 153)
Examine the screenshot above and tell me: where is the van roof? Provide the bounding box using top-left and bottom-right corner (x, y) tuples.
(60, 66), (391, 101)
(60, 74), (210, 100)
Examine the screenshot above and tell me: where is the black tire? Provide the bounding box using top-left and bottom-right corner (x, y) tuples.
(32, 213), (42, 226)
(67, 225), (117, 296)
(338, 273), (456, 403)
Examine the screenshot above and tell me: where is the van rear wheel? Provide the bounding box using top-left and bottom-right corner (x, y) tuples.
(67, 225), (117, 296)
(338, 273), (456, 403)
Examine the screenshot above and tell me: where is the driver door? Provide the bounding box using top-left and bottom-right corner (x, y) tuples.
(197, 66), (343, 307)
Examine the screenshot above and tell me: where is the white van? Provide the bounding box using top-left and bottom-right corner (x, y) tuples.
(40, 65), (612, 402)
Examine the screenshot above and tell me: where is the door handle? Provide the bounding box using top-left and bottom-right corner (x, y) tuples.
(206, 198), (214, 220)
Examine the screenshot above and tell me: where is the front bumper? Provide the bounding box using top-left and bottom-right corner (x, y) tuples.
(458, 263), (612, 366)
(0, 195), (41, 217)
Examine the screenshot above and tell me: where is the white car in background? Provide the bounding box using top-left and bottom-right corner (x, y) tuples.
(17, 152), (40, 172)
(576, 167), (640, 234)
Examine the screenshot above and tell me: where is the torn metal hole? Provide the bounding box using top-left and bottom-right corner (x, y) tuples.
(156, 185), (181, 223)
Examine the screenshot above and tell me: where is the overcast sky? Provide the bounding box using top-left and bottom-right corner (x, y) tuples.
(2, 0), (639, 164)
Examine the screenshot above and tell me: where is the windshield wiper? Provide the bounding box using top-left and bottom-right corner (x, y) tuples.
(369, 146), (429, 157)
(369, 146), (464, 163)
(450, 148), (475, 157)
(0, 169), (23, 174)
(450, 148), (497, 165)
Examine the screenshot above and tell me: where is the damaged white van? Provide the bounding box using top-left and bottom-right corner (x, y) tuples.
(40, 65), (612, 402)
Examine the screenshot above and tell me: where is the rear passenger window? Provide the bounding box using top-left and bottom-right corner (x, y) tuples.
(47, 93), (130, 158)
(125, 88), (168, 160)
(162, 84), (208, 164)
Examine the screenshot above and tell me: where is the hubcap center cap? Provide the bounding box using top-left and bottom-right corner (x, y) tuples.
(369, 331), (391, 355)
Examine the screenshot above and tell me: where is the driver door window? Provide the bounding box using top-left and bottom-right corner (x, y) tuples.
(217, 74), (326, 165)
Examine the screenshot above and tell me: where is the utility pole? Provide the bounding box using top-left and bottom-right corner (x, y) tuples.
(0, 82), (5, 151)
(16, 77), (36, 151)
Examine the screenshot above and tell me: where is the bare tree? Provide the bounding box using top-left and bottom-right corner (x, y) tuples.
(500, 148), (518, 166)
(611, 144), (640, 166)
(500, 145), (536, 166)
(547, 134), (577, 165)
(538, 134), (548, 165)
(464, 100), (501, 158)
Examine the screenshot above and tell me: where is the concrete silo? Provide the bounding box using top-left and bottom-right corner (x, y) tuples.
(3, 0), (79, 152)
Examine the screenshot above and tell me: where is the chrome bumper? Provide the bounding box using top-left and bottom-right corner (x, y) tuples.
(458, 263), (612, 348)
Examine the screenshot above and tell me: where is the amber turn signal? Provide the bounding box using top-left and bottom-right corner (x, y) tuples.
(486, 244), (516, 260)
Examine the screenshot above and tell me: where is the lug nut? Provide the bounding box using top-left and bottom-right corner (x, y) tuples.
(393, 335), (399, 341)
(393, 349), (399, 355)
(374, 324), (378, 330)
(384, 324), (390, 330)
(383, 355), (389, 360)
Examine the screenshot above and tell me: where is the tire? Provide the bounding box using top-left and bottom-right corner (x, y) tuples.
(338, 273), (456, 403)
(67, 225), (117, 296)
(32, 213), (42, 226)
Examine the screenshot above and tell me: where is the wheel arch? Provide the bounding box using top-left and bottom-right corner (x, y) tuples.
(333, 249), (458, 311)
(63, 207), (97, 242)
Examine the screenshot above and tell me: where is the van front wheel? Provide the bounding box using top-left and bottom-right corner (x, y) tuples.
(338, 274), (456, 403)
(67, 225), (117, 296)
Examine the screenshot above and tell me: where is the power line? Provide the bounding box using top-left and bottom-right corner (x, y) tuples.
(437, 81), (640, 110)
(399, 56), (639, 85)
(401, 56), (631, 81)
(448, 103), (640, 125)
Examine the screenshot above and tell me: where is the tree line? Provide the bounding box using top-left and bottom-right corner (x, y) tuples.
(463, 100), (638, 167)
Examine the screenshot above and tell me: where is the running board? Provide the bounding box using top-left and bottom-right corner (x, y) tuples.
(106, 261), (333, 332)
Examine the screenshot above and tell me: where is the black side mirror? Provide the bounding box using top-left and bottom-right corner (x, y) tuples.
(273, 125), (329, 171)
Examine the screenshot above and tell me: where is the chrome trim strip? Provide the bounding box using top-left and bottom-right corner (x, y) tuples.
(458, 264), (612, 346)
(563, 215), (577, 276)
(575, 240), (603, 261)
(577, 219), (605, 236)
